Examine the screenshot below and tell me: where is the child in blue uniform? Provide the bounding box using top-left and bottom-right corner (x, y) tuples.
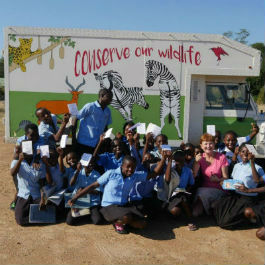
(36, 107), (70, 149)
(57, 147), (79, 192)
(11, 146), (46, 226)
(66, 161), (103, 225)
(68, 155), (166, 234)
(93, 135), (127, 172)
(10, 123), (44, 210)
(164, 149), (196, 230)
(213, 143), (265, 229)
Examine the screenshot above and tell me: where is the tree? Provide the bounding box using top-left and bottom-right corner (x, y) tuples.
(223, 30), (264, 100)
(223, 29), (250, 44)
(246, 42), (265, 99)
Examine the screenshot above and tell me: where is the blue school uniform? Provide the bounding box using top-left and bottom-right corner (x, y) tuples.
(177, 166), (195, 188)
(49, 165), (64, 192)
(38, 121), (57, 148)
(97, 153), (124, 172)
(11, 160), (45, 200)
(73, 168), (101, 205)
(77, 101), (112, 148)
(232, 162), (265, 197)
(97, 167), (147, 207)
(63, 167), (77, 192)
(16, 135), (45, 153)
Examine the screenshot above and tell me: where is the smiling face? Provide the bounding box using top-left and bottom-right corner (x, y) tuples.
(224, 133), (237, 151)
(155, 135), (168, 149)
(36, 108), (53, 124)
(121, 159), (136, 178)
(239, 146), (249, 163)
(112, 139), (123, 157)
(200, 140), (215, 155)
(66, 152), (78, 168)
(26, 128), (39, 144)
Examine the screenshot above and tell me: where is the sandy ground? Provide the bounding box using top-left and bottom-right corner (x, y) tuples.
(0, 101), (264, 265)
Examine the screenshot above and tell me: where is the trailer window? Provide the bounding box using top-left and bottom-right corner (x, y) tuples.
(206, 84), (252, 110)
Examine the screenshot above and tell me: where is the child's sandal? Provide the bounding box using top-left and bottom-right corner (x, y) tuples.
(188, 223), (198, 231)
(113, 223), (129, 234)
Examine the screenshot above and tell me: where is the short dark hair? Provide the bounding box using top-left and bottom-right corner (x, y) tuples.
(98, 88), (113, 98)
(24, 123), (38, 134)
(238, 143), (247, 152)
(155, 134), (168, 143)
(123, 121), (135, 134)
(224, 130), (238, 139)
(173, 149), (185, 160)
(122, 155), (136, 165)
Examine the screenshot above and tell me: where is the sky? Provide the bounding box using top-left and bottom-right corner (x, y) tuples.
(0, 0), (264, 54)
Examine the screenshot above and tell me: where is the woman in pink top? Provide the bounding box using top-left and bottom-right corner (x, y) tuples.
(192, 133), (229, 216)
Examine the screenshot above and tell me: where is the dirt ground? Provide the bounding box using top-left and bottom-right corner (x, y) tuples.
(0, 100), (264, 265)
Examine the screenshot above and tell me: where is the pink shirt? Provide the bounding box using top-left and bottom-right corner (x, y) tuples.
(199, 152), (228, 190)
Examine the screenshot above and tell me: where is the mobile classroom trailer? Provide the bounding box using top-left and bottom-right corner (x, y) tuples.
(3, 26), (264, 156)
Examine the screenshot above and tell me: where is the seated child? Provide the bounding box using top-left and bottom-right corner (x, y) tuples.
(36, 107), (70, 149)
(68, 155), (166, 234)
(66, 161), (103, 225)
(159, 149), (197, 230)
(213, 144), (265, 230)
(11, 144), (46, 226)
(183, 143), (195, 169)
(150, 134), (169, 161)
(93, 135), (127, 172)
(41, 148), (66, 218)
(57, 147), (79, 192)
(139, 132), (155, 158)
(10, 123), (44, 210)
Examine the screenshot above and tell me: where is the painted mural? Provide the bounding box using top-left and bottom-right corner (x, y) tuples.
(8, 31), (244, 140)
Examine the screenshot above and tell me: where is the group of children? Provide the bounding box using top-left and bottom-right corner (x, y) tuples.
(10, 93), (265, 239)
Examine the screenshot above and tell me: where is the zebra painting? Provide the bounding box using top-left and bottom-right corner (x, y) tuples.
(94, 70), (149, 121)
(145, 60), (182, 138)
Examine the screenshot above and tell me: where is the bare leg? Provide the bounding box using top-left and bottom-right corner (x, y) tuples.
(256, 227), (265, 240)
(244, 207), (257, 223)
(192, 197), (204, 217)
(170, 206), (182, 217)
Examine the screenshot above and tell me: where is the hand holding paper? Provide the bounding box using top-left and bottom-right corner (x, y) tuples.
(60, 135), (68, 148)
(22, 141), (33, 155)
(146, 123), (161, 138)
(80, 153), (92, 166)
(40, 145), (50, 158)
(67, 103), (79, 116)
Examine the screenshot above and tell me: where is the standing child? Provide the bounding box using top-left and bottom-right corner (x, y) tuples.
(68, 155), (166, 234)
(66, 161), (103, 225)
(36, 108), (70, 149)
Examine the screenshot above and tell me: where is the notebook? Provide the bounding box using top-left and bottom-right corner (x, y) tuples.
(29, 204), (56, 223)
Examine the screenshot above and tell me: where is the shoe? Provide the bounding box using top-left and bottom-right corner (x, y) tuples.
(113, 223), (129, 234)
(188, 223), (198, 231)
(10, 201), (16, 211)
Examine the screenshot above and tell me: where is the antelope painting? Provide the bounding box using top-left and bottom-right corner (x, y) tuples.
(36, 76), (85, 114)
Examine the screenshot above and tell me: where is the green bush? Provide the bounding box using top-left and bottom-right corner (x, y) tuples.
(256, 86), (264, 105)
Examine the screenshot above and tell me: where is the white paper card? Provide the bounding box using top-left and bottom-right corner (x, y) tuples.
(104, 128), (113, 139)
(137, 123), (146, 134)
(67, 103), (79, 116)
(161, 145), (171, 151)
(207, 125), (216, 136)
(129, 123), (141, 131)
(237, 137), (246, 146)
(80, 153), (92, 166)
(40, 145), (50, 158)
(60, 135), (68, 148)
(146, 123), (161, 138)
(22, 141), (33, 155)
(245, 144), (258, 155)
